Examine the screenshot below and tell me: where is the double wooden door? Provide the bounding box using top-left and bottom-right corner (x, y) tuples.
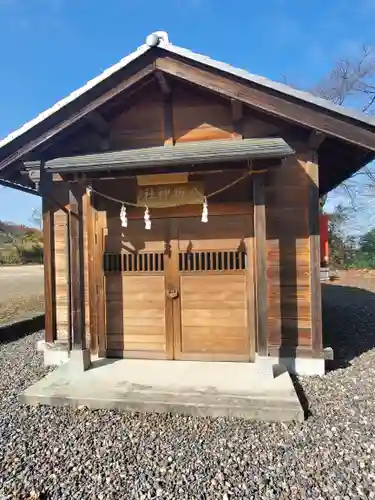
(104, 214), (254, 362)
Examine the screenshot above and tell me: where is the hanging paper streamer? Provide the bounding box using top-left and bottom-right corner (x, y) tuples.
(86, 185), (93, 197)
(201, 197), (208, 223)
(120, 204), (128, 228)
(144, 207), (151, 230)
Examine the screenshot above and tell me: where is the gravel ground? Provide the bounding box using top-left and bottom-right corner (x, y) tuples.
(0, 278), (375, 499)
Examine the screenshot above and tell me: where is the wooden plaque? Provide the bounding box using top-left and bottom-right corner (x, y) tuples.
(137, 182), (204, 208)
(136, 173), (188, 186)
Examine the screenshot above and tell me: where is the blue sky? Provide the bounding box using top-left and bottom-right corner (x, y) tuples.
(0, 0), (374, 229)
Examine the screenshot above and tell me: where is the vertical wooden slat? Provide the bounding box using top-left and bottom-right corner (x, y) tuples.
(245, 236), (256, 361)
(231, 99), (243, 139)
(163, 94), (175, 145)
(205, 251), (210, 271)
(85, 192), (98, 353)
(307, 160), (323, 354)
(69, 184), (86, 349)
(97, 217), (107, 357)
(253, 174), (268, 356)
(42, 199), (57, 343)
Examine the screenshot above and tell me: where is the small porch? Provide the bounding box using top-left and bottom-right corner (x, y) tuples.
(20, 357), (304, 422)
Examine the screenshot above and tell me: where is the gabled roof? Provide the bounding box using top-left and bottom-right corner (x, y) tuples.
(1, 30), (375, 152)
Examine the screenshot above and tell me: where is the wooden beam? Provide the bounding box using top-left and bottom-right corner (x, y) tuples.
(42, 199), (57, 343)
(163, 94), (174, 145)
(155, 70), (171, 95)
(68, 184), (86, 349)
(95, 212), (107, 358)
(231, 99), (243, 139)
(306, 160), (323, 355)
(84, 191), (98, 354)
(0, 64), (155, 171)
(308, 130), (326, 150)
(155, 57), (375, 151)
(0, 179), (40, 196)
(245, 234), (256, 362)
(85, 111), (109, 137)
(253, 173), (268, 356)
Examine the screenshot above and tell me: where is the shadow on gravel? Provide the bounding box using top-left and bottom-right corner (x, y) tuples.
(322, 283), (375, 371)
(0, 314), (45, 345)
(290, 374), (312, 420)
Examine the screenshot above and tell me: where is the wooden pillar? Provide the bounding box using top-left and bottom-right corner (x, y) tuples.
(306, 159), (323, 354)
(42, 199), (57, 343)
(253, 173), (268, 356)
(85, 191), (99, 354)
(68, 184), (86, 350)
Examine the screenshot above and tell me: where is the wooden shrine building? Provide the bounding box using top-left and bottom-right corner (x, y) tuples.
(1, 31), (375, 375)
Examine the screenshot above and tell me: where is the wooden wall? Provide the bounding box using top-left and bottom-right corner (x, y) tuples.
(265, 156), (314, 355)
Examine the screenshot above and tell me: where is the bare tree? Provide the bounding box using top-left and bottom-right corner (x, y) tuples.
(312, 44), (375, 112)
(310, 45), (375, 227)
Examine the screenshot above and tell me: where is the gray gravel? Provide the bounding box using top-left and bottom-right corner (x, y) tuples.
(0, 283), (375, 499)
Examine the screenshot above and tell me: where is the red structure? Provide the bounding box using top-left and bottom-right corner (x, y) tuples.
(320, 214), (329, 267)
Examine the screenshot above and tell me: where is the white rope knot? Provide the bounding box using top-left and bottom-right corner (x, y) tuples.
(201, 197), (208, 223)
(86, 185), (93, 197)
(144, 206), (151, 230)
(120, 204), (128, 228)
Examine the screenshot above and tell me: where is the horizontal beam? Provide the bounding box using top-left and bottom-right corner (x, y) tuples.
(0, 179), (40, 196)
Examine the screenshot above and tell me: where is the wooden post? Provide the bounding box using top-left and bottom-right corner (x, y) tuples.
(85, 191), (98, 353)
(253, 173), (268, 356)
(306, 160), (323, 354)
(42, 199), (57, 343)
(68, 184), (86, 350)
(163, 94), (174, 145)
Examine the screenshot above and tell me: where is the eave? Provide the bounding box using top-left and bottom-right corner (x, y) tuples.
(24, 138), (294, 175)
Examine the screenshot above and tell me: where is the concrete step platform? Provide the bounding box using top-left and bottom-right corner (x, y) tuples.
(20, 358), (304, 423)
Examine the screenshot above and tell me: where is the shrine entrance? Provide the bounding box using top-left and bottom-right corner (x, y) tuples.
(103, 211), (254, 362)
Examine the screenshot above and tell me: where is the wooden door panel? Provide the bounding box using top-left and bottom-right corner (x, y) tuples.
(182, 327), (249, 354)
(106, 274), (167, 355)
(174, 214), (253, 362)
(104, 216), (171, 359)
(178, 274), (248, 359)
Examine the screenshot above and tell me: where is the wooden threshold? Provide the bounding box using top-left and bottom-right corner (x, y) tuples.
(106, 350), (169, 360)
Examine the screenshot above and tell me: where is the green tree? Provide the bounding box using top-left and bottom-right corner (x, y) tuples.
(356, 228), (375, 268)
(327, 205), (358, 268)
(359, 228), (375, 254)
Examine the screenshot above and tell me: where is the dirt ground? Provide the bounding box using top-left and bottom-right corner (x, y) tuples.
(330, 269), (375, 292)
(0, 265), (44, 325)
